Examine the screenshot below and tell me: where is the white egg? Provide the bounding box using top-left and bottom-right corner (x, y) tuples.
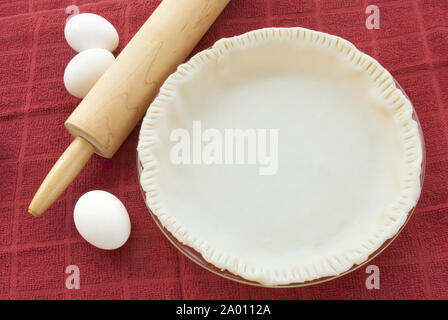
(64, 48), (115, 98)
(74, 190), (131, 250)
(65, 13), (119, 52)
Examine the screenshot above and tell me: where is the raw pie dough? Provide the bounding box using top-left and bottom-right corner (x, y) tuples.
(138, 28), (423, 285)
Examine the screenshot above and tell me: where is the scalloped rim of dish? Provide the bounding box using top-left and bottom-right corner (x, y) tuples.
(137, 27), (423, 285)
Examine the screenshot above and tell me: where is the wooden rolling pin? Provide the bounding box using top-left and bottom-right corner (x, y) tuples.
(29, 0), (231, 217)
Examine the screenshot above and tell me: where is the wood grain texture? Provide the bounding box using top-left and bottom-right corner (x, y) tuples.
(28, 137), (95, 216)
(65, 0), (231, 158)
(30, 0), (230, 216)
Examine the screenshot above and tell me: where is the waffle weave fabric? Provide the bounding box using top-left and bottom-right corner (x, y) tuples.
(0, 0), (447, 299)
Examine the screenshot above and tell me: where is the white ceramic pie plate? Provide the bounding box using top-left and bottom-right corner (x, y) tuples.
(137, 28), (425, 286)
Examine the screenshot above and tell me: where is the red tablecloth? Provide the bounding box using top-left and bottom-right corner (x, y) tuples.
(0, 0), (447, 300)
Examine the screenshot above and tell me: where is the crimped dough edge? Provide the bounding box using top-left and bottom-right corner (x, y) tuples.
(137, 27), (423, 286)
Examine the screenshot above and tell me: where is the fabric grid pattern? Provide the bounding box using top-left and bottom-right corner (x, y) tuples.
(0, 0), (447, 299)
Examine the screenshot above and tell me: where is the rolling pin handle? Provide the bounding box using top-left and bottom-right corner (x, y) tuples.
(28, 136), (95, 217)
(28, 0), (231, 216)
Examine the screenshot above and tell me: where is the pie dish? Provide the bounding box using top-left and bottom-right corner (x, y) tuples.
(137, 28), (424, 286)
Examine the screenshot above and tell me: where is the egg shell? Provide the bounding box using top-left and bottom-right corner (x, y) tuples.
(65, 13), (119, 52)
(64, 48), (115, 98)
(74, 190), (131, 250)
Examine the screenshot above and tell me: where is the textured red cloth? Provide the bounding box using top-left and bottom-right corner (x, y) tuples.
(0, 0), (447, 300)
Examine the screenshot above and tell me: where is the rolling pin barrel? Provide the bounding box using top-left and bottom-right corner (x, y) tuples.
(29, 0), (230, 216)
(66, 0), (230, 158)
